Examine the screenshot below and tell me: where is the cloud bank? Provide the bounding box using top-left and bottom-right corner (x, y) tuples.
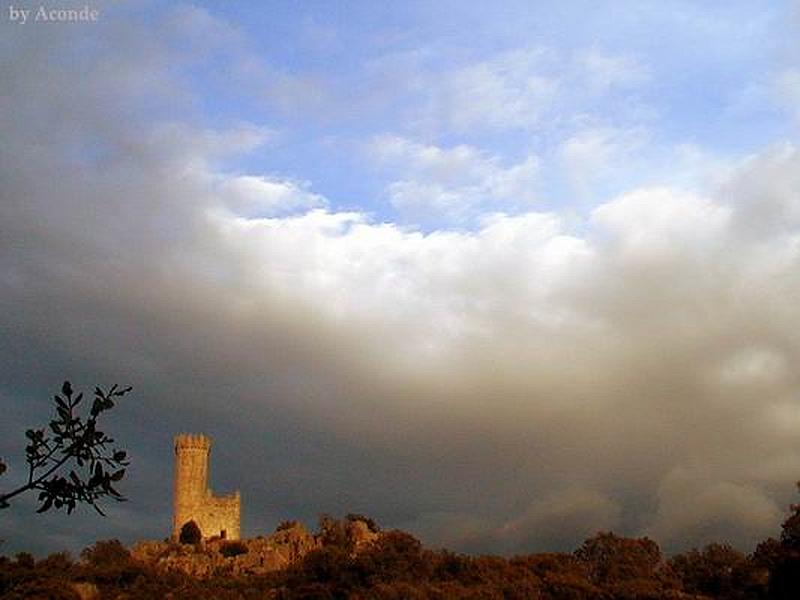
(1, 3), (799, 557)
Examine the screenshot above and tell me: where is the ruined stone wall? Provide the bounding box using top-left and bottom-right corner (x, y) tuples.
(193, 491), (241, 540)
(173, 434), (241, 540)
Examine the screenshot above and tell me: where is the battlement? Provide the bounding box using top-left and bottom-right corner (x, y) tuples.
(174, 433), (211, 451)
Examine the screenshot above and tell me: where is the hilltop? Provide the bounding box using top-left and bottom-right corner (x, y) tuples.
(3, 510), (800, 599)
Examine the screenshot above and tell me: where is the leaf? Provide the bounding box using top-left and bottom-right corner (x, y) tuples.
(110, 469), (125, 481)
(61, 381), (72, 397)
(37, 497), (54, 513)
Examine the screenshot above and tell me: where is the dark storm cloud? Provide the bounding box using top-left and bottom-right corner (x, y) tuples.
(2, 5), (800, 557)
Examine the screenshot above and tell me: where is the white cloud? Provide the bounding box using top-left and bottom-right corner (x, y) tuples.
(578, 50), (651, 93)
(442, 49), (559, 131)
(381, 48), (559, 133)
(724, 143), (800, 237)
(143, 122), (275, 168)
(591, 187), (731, 259)
(371, 135), (539, 221)
(559, 126), (648, 200)
(218, 175), (325, 217)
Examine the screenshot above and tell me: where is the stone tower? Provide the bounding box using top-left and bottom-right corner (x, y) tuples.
(172, 433), (241, 541)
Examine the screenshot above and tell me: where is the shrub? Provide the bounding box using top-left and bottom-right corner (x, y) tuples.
(220, 541), (248, 558)
(277, 520), (302, 532)
(2, 578), (81, 600)
(346, 513), (380, 533)
(14, 553), (35, 569)
(81, 539), (130, 568)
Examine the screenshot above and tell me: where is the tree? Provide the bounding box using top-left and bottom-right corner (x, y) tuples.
(768, 481), (800, 599)
(780, 481), (800, 550)
(669, 543), (749, 599)
(0, 380), (132, 514)
(575, 531), (663, 585)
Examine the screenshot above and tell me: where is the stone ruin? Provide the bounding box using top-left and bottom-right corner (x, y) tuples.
(136, 432), (380, 577)
(172, 433), (240, 541)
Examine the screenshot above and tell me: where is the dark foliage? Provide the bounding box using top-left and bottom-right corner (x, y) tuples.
(5, 483), (800, 598)
(0, 380), (132, 514)
(346, 513), (380, 533)
(220, 540), (249, 557)
(80, 539), (131, 568)
(767, 482), (800, 599)
(80, 539), (143, 588)
(575, 531), (663, 583)
(669, 543), (754, 599)
(277, 519), (303, 531)
(779, 482), (800, 551)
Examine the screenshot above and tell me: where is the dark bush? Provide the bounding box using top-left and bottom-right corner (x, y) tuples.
(1, 578), (81, 600)
(81, 539), (130, 568)
(346, 513), (380, 533)
(220, 540), (249, 558)
(277, 520), (302, 532)
(575, 531), (663, 585)
(14, 553), (35, 569)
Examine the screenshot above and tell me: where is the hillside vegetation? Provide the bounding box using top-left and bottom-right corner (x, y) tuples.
(3, 500), (800, 600)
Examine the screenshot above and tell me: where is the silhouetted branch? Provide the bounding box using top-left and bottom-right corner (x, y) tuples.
(0, 380), (132, 514)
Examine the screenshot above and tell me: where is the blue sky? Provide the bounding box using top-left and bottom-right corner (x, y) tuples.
(2, 0), (800, 556)
(135, 0), (799, 227)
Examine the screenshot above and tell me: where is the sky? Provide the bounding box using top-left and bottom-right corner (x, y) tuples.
(1, 0), (800, 557)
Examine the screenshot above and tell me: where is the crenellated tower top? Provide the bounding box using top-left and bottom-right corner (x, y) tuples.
(174, 433), (211, 452)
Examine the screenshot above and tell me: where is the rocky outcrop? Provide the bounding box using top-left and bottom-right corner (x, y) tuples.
(130, 521), (322, 577)
(346, 518), (380, 551)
